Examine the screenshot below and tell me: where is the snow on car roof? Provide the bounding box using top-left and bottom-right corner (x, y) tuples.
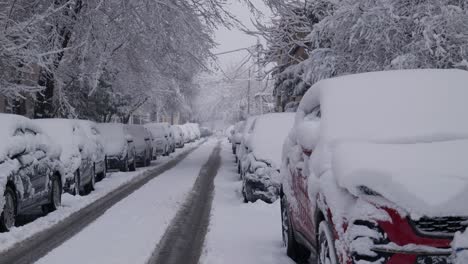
(249, 113), (295, 167)
(318, 69), (468, 143)
(97, 123), (127, 156)
(0, 114), (44, 160)
(333, 140), (468, 217)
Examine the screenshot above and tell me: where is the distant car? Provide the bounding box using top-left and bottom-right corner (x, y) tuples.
(236, 116), (257, 173)
(97, 123), (136, 172)
(145, 123), (170, 157)
(239, 113), (295, 204)
(281, 69), (468, 264)
(179, 124), (191, 144)
(0, 114), (63, 231)
(124, 125), (152, 167)
(76, 120), (106, 181)
(231, 121), (245, 156)
(200, 127), (212, 137)
(35, 119), (98, 196)
(171, 126), (184, 148)
(226, 125), (234, 143)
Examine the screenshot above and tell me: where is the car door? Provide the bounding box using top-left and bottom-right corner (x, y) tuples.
(26, 129), (50, 198)
(291, 106), (321, 245)
(75, 125), (92, 184)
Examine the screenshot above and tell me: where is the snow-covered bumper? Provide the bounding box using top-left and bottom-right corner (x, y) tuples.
(153, 139), (166, 154)
(344, 207), (456, 264)
(243, 167), (280, 203)
(106, 155), (126, 171)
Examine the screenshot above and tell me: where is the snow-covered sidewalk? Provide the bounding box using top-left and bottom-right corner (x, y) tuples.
(200, 141), (294, 264)
(0, 141), (202, 254)
(34, 139), (218, 264)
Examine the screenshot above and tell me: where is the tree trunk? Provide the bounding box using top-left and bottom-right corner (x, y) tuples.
(34, 0), (83, 118)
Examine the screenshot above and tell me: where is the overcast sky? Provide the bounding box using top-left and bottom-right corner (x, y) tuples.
(212, 1), (271, 70)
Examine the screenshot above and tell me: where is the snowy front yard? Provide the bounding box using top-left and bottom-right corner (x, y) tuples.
(201, 141), (294, 264)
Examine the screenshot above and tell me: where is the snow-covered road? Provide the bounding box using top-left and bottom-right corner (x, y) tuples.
(0, 138), (296, 264)
(201, 141), (295, 264)
(34, 139), (219, 264)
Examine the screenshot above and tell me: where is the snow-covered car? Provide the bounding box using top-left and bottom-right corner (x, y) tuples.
(180, 123), (194, 142)
(0, 114), (63, 231)
(145, 123), (171, 157)
(280, 69), (468, 264)
(231, 121), (245, 155)
(124, 125), (152, 167)
(236, 116), (257, 173)
(76, 120), (106, 181)
(171, 125), (184, 148)
(35, 119), (98, 195)
(97, 123), (137, 172)
(226, 125), (235, 143)
(200, 126), (212, 138)
(240, 113), (294, 203)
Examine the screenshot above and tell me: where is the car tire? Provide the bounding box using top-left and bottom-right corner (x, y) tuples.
(0, 187), (16, 232)
(73, 170), (81, 196)
(242, 185), (249, 203)
(318, 221), (338, 264)
(122, 156), (129, 172)
(129, 158), (136, 172)
(85, 166), (96, 194)
(281, 196), (311, 262)
(44, 175), (62, 212)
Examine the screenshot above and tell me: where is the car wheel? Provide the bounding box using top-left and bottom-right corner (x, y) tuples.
(0, 187), (16, 232)
(242, 185), (249, 203)
(318, 221), (338, 264)
(282, 196), (311, 262)
(73, 170), (81, 196)
(129, 158), (136, 172)
(85, 166), (96, 194)
(44, 175), (62, 212)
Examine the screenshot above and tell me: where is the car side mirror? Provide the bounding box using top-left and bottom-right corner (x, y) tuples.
(296, 120), (320, 155)
(125, 135), (133, 143)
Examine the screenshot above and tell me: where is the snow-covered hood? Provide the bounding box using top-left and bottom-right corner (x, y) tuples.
(332, 139), (468, 217)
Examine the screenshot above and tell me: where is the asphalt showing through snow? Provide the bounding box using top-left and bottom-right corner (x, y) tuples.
(147, 141), (221, 264)
(0, 141), (206, 264)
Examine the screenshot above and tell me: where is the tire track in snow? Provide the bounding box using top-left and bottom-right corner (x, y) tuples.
(0, 140), (206, 264)
(147, 141), (221, 264)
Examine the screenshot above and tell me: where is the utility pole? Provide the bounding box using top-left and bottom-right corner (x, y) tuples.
(247, 69), (251, 115)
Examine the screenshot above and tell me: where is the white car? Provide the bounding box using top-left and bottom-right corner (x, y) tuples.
(125, 125), (152, 167)
(171, 125), (184, 148)
(0, 114), (63, 231)
(97, 123), (137, 172)
(76, 120), (106, 181)
(145, 123), (173, 157)
(35, 119), (99, 196)
(240, 113), (295, 203)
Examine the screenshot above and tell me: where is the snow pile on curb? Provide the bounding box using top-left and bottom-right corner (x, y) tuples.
(201, 142), (294, 264)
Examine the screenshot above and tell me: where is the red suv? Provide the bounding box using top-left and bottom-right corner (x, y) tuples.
(280, 69), (468, 264)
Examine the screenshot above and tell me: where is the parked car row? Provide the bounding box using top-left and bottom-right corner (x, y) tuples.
(0, 115), (203, 232)
(228, 69), (468, 264)
(230, 113), (295, 204)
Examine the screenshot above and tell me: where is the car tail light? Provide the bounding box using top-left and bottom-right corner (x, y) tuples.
(302, 148), (312, 157)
